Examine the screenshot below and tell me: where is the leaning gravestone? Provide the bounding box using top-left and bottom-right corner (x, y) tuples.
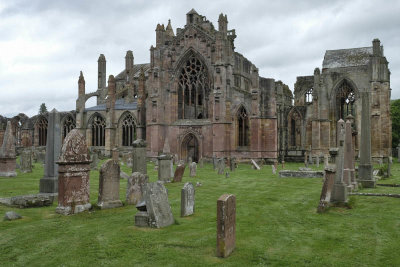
(20, 149), (32, 173)
(144, 181), (174, 228)
(217, 194), (236, 258)
(56, 129), (91, 215)
(158, 154), (173, 182)
(251, 159), (260, 170)
(126, 172), (149, 205)
(181, 182), (195, 217)
(217, 158), (225, 175)
(173, 163), (186, 183)
(132, 139), (147, 174)
(0, 121), (17, 177)
(189, 162), (197, 177)
(97, 159), (122, 209)
(40, 109), (61, 193)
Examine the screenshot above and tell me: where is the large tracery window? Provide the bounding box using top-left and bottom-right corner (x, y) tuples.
(336, 81), (356, 119)
(237, 106), (249, 147)
(62, 116), (75, 141)
(178, 54), (210, 119)
(121, 113), (136, 146)
(37, 117), (48, 146)
(91, 115), (105, 146)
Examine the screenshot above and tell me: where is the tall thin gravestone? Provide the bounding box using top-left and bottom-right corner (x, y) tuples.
(20, 149), (32, 173)
(0, 121), (16, 177)
(217, 194), (236, 258)
(97, 159), (122, 209)
(331, 119), (348, 203)
(56, 129), (91, 215)
(358, 92), (375, 188)
(181, 182), (195, 217)
(40, 109), (61, 193)
(217, 158), (225, 175)
(132, 139), (147, 174)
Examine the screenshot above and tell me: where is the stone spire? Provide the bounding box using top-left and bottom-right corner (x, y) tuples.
(165, 19), (175, 37)
(78, 71), (85, 96)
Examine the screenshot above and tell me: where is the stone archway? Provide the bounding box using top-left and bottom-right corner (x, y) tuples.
(181, 134), (199, 162)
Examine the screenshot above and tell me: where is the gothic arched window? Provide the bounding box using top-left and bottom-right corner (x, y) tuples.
(91, 115), (105, 146)
(178, 54), (210, 119)
(237, 106), (249, 147)
(37, 117), (48, 146)
(305, 88), (313, 104)
(121, 113), (136, 146)
(336, 81), (356, 119)
(62, 116), (75, 142)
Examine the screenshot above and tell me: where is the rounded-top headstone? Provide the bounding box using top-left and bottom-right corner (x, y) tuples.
(58, 129), (90, 164)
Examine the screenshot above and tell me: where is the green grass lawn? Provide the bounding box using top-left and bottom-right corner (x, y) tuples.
(1, 159), (400, 266)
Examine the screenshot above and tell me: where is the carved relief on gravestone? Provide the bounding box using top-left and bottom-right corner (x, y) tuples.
(56, 129), (91, 215)
(217, 194), (236, 258)
(181, 182), (195, 217)
(0, 121), (17, 177)
(126, 172), (149, 205)
(143, 181), (174, 228)
(97, 159), (122, 209)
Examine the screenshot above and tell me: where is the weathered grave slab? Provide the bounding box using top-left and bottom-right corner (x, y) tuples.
(189, 162), (197, 177)
(144, 181), (174, 228)
(97, 159), (122, 209)
(217, 194), (236, 258)
(181, 182), (195, 217)
(126, 172), (149, 205)
(279, 170), (324, 178)
(0, 121), (16, 177)
(173, 163), (186, 183)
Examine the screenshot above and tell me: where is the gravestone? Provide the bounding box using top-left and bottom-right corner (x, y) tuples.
(271, 165), (276, 174)
(170, 160), (174, 178)
(324, 154), (329, 168)
(397, 146), (400, 163)
(388, 156), (392, 177)
(316, 156), (320, 168)
(132, 139), (147, 174)
(97, 159), (122, 209)
(188, 157), (192, 164)
(230, 158), (236, 172)
(0, 121), (17, 177)
(20, 149), (32, 173)
(126, 172), (149, 205)
(304, 151), (308, 168)
(216, 194), (236, 258)
(358, 92), (375, 188)
(317, 160), (336, 213)
(56, 129), (91, 215)
(144, 181), (174, 228)
(343, 118), (357, 190)
(198, 157), (204, 168)
(181, 182), (195, 217)
(308, 153), (313, 165)
(90, 153), (99, 170)
(189, 162), (197, 177)
(212, 156), (217, 170)
(251, 159), (260, 170)
(40, 109), (61, 193)
(173, 163), (186, 182)
(331, 120), (348, 203)
(158, 154), (173, 182)
(217, 158), (225, 175)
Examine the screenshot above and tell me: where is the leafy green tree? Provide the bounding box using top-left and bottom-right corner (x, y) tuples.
(39, 103), (47, 115)
(391, 99), (400, 148)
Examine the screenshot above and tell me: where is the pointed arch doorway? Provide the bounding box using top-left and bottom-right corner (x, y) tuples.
(181, 134), (199, 163)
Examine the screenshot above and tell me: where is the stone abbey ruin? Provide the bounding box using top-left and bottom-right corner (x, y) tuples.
(0, 9), (392, 164)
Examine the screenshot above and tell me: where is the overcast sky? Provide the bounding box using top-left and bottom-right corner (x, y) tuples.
(0, 0), (399, 118)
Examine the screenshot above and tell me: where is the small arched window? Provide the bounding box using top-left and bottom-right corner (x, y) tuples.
(237, 106), (249, 147)
(62, 116), (75, 142)
(37, 117), (48, 146)
(91, 115), (105, 146)
(305, 88), (313, 104)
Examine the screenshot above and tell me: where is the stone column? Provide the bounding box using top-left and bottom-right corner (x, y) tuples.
(132, 139), (147, 174)
(40, 109), (61, 193)
(331, 119), (348, 203)
(358, 92), (375, 188)
(217, 194), (236, 258)
(56, 129), (91, 215)
(0, 121), (16, 177)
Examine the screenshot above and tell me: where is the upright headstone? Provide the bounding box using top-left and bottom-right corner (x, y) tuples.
(132, 139), (147, 174)
(189, 162), (197, 177)
(324, 154), (329, 168)
(271, 164), (276, 174)
(217, 158), (225, 175)
(0, 121), (16, 177)
(158, 154), (173, 182)
(212, 156), (217, 170)
(358, 92), (375, 188)
(343, 119), (356, 190)
(56, 129), (91, 215)
(188, 157), (192, 164)
(20, 149), (32, 173)
(316, 156), (320, 168)
(170, 160), (174, 178)
(144, 181), (174, 228)
(173, 163), (186, 183)
(308, 152), (313, 165)
(40, 109), (61, 193)
(229, 158), (236, 172)
(198, 157), (204, 168)
(216, 194), (236, 258)
(331, 119), (348, 203)
(97, 159), (122, 209)
(387, 156), (392, 178)
(181, 182), (195, 217)
(90, 153), (99, 170)
(126, 172), (149, 205)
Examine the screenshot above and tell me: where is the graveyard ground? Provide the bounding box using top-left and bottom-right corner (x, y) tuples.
(1, 160), (400, 266)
